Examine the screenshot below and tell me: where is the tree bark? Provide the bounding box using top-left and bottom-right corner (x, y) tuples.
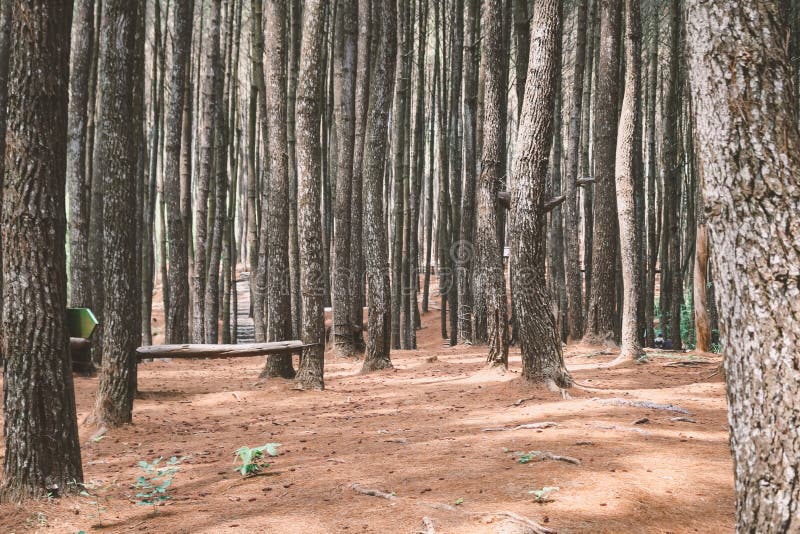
(458, 0), (479, 345)
(164, 0), (193, 344)
(1, 0), (83, 500)
(584, 0), (621, 344)
(333, 0), (358, 357)
(294, 0), (327, 389)
(477, 0), (510, 367)
(204, 0), (230, 345)
(91, 0), (141, 427)
(644, 0), (659, 347)
(193, 0), (222, 343)
(659, 0), (682, 348)
(613, 0), (644, 361)
(361, 0), (397, 373)
(686, 1), (800, 529)
(448, 0), (464, 346)
(67, 0), (95, 312)
(390, 0), (410, 350)
(260, 0), (296, 378)
(349, 0), (371, 354)
(563, 0), (587, 342)
(511, 0), (572, 389)
(288, 0), (303, 338)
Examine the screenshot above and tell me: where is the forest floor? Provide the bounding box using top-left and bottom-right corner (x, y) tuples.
(0, 281), (733, 533)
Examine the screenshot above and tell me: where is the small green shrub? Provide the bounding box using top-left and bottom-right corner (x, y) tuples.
(233, 443), (280, 477)
(528, 486), (559, 503)
(134, 456), (181, 513)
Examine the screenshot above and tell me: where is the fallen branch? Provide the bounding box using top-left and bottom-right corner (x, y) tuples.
(577, 177), (595, 187)
(350, 483), (396, 500)
(482, 422), (558, 432)
(594, 397), (691, 415)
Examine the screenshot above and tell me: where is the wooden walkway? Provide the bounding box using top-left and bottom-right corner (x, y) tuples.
(236, 272), (256, 343)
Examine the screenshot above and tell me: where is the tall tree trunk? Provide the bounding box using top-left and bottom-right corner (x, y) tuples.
(511, 0), (572, 389)
(613, 0), (644, 361)
(435, 0), (451, 341)
(0, 0), (9, 309)
(564, 0), (588, 342)
(288, 0), (303, 338)
(687, 1), (800, 529)
(205, 0), (229, 344)
(350, 0), (371, 353)
(91, 0), (141, 427)
(644, 0), (658, 347)
(333, 0), (358, 357)
(458, 0), (478, 345)
(193, 0), (222, 343)
(67, 0), (95, 311)
(584, 0), (621, 344)
(478, 0), (510, 367)
(294, 0), (327, 390)
(448, 0), (464, 346)
(422, 55), (436, 316)
(361, 0), (397, 373)
(391, 0), (410, 350)
(261, 0), (296, 378)
(182, 48), (195, 337)
(659, 0), (680, 346)
(250, 0), (268, 342)
(1, 0), (83, 500)
(581, 0), (598, 317)
(408, 0), (429, 348)
(164, 0), (193, 344)
(548, 0), (566, 342)
(142, 0), (164, 346)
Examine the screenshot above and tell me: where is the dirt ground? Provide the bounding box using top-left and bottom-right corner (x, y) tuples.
(0, 294), (733, 533)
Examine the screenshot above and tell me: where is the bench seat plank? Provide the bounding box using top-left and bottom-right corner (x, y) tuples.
(136, 341), (306, 361)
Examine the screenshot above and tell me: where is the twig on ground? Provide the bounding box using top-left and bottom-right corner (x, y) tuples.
(350, 483), (396, 500)
(540, 452), (580, 465)
(670, 417), (697, 423)
(482, 422), (558, 432)
(594, 397), (691, 414)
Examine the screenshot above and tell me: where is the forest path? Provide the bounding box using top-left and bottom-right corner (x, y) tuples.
(235, 272), (255, 343)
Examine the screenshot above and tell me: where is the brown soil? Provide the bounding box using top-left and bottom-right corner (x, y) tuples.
(0, 291), (733, 533)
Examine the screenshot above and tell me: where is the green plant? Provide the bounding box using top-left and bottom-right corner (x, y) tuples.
(233, 443), (280, 477)
(69, 479), (110, 525)
(528, 486), (559, 503)
(517, 451), (542, 464)
(454, 498), (464, 506)
(134, 456), (181, 514)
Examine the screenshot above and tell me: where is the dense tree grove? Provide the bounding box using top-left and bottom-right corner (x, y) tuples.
(0, 1), (798, 531)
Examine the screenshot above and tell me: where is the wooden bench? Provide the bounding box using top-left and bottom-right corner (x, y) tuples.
(136, 340), (307, 362)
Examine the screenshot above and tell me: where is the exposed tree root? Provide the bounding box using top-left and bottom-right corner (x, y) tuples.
(538, 452), (581, 465)
(482, 421), (558, 432)
(421, 502), (555, 533)
(594, 397), (691, 414)
(350, 483), (396, 500)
